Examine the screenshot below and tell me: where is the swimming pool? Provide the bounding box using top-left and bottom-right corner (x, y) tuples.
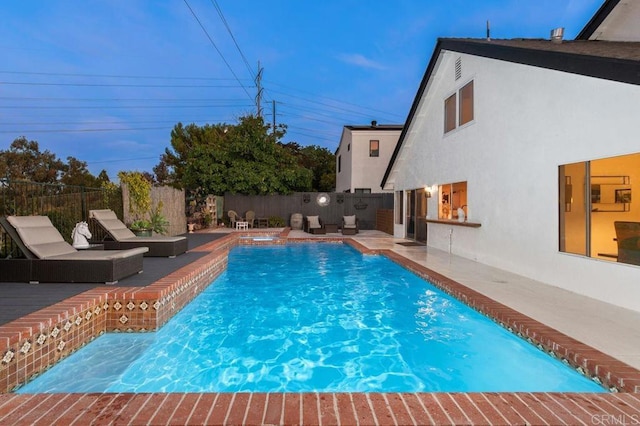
(18, 244), (605, 393)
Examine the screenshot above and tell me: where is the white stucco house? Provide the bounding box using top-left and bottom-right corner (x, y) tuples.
(381, 0), (640, 312)
(335, 122), (402, 193)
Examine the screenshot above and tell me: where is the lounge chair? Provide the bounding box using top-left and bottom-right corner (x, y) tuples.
(614, 221), (640, 266)
(303, 215), (326, 234)
(245, 210), (256, 228)
(89, 209), (188, 257)
(341, 215), (359, 235)
(0, 215), (147, 284)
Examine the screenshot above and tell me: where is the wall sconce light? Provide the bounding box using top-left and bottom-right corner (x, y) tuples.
(302, 194), (311, 204)
(424, 186), (432, 198)
(336, 194), (345, 204)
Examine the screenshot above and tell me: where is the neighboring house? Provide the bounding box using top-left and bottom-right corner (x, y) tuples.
(335, 121), (402, 193)
(381, 0), (640, 312)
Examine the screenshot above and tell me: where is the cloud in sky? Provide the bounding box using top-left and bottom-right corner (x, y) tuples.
(336, 53), (387, 71)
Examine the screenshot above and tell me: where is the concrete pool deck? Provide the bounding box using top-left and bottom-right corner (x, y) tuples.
(1, 228), (639, 425)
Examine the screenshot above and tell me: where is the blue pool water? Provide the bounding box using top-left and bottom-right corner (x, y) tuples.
(18, 244), (605, 393)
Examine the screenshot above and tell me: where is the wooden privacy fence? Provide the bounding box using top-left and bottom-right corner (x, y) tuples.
(224, 192), (393, 231)
(121, 186), (186, 236)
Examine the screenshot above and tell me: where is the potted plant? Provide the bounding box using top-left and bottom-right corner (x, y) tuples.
(130, 219), (153, 237)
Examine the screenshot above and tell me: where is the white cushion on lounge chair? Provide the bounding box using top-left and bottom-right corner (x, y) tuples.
(343, 215), (357, 228)
(90, 210), (138, 240)
(7, 215), (76, 258)
(7, 215), (148, 259)
(307, 215), (321, 229)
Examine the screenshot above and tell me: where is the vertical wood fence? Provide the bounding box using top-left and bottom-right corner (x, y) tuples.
(224, 192), (393, 231)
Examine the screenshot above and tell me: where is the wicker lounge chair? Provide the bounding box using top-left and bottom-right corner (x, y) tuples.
(89, 209), (188, 257)
(303, 215), (326, 234)
(0, 215), (147, 284)
(341, 215), (359, 235)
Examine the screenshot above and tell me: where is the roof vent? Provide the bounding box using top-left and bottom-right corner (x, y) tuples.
(455, 57), (462, 80)
(371, 120), (377, 127)
(550, 27), (564, 43)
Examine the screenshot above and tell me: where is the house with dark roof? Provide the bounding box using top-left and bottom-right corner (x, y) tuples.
(335, 122), (402, 193)
(381, 0), (640, 312)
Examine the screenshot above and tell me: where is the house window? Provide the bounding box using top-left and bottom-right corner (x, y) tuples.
(338, 155), (341, 173)
(444, 93), (457, 133)
(355, 188), (371, 193)
(438, 181), (467, 220)
(369, 140), (379, 157)
(459, 81), (474, 126)
(395, 191), (404, 224)
(444, 80), (474, 133)
(559, 152), (640, 266)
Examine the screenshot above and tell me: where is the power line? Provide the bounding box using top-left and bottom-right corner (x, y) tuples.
(0, 127), (174, 134)
(1, 104), (253, 110)
(0, 81), (246, 88)
(183, 0), (253, 101)
(266, 81), (405, 120)
(0, 70), (244, 81)
(209, 0), (255, 79)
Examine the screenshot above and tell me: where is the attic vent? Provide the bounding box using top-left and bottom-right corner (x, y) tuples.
(455, 57), (462, 80)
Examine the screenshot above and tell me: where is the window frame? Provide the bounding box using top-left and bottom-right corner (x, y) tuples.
(459, 80), (474, 126)
(444, 79), (474, 134)
(444, 93), (457, 133)
(369, 140), (379, 157)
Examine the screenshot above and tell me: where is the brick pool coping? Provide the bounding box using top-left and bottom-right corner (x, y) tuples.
(1, 230), (639, 424)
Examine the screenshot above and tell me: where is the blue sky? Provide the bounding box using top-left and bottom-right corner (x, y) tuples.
(1, 0), (603, 180)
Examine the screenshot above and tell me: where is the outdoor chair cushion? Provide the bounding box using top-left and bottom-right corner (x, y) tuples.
(7, 215), (76, 258)
(90, 210), (137, 240)
(343, 215), (357, 228)
(307, 215), (321, 229)
(6, 215), (148, 260)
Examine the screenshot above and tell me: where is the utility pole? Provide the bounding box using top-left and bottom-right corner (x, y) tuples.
(272, 100), (276, 137)
(255, 61), (263, 117)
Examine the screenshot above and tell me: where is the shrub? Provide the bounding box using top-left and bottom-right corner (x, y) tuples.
(268, 216), (285, 227)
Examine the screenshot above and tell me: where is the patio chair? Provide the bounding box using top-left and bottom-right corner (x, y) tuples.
(89, 209), (188, 257)
(614, 221), (640, 266)
(303, 215), (326, 234)
(228, 210), (241, 228)
(245, 210), (256, 228)
(341, 215), (359, 235)
(0, 215), (147, 284)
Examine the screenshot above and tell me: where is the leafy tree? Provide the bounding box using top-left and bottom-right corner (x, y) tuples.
(60, 156), (98, 187)
(152, 159), (171, 185)
(97, 170), (111, 184)
(299, 145), (336, 192)
(0, 137), (64, 183)
(163, 115), (312, 196)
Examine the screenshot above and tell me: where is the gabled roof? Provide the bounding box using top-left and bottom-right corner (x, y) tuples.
(380, 37), (640, 189)
(344, 124), (403, 131)
(576, 0), (621, 40)
(576, 0), (640, 41)
(335, 123), (403, 155)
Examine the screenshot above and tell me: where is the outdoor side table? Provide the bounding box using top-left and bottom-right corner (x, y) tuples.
(257, 217), (269, 228)
(324, 223), (339, 233)
(236, 221), (249, 230)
